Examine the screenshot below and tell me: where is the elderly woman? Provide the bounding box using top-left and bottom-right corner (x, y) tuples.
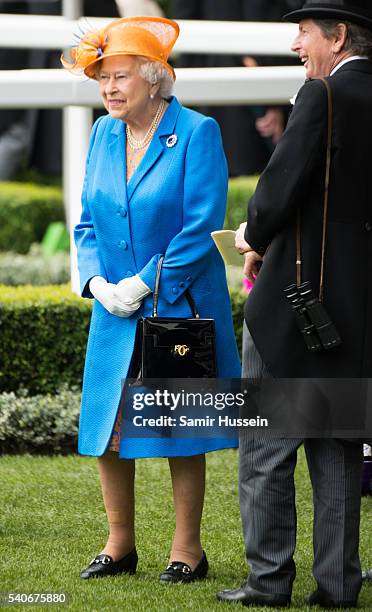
(62, 16), (240, 582)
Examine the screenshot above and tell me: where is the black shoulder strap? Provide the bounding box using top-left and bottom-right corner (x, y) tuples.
(296, 77), (332, 302)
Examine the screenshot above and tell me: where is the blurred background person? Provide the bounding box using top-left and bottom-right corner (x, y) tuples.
(115, 0), (164, 18)
(0, 0), (120, 180)
(0, 1), (31, 180)
(170, 0), (302, 177)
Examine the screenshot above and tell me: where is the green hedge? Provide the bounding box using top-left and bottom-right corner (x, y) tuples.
(0, 245), (70, 286)
(230, 287), (247, 353)
(0, 285), (246, 395)
(0, 386), (80, 454)
(225, 176), (258, 230)
(0, 177), (256, 255)
(0, 285), (92, 395)
(0, 182), (64, 254)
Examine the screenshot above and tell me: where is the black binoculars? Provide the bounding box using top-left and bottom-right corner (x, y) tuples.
(284, 281), (341, 352)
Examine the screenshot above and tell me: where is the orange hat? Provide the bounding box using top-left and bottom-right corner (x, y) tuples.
(61, 16), (179, 80)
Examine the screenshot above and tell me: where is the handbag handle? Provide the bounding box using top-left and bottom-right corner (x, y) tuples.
(296, 77), (332, 302)
(152, 255), (200, 318)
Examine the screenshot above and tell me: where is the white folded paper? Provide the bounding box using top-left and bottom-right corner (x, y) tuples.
(211, 230), (244, 267)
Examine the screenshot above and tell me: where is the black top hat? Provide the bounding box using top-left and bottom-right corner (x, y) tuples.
(283, 1), (372, 31)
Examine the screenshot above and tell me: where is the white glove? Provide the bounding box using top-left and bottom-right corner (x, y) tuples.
(89, 276), (142, 317)
(114, 274), (151, 305)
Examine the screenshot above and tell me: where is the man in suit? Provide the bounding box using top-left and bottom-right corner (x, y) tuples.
(217, 1), (372, 608)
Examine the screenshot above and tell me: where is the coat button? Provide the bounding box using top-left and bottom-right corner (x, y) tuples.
(365, 222), (372, 232)
(172, 287), (179, 295)
(179, 281), (185, 288)
(186, 276), (192, 282)
(120, 208), (127, 217)
(119, 240), (128, 250)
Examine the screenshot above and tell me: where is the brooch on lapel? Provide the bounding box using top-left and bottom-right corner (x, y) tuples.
(166, 134), (178, 148)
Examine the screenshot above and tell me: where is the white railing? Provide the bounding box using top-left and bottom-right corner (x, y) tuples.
(0, 15), (298, 56)
(0, 15), (302, 290)
(0, 66), (305, 107)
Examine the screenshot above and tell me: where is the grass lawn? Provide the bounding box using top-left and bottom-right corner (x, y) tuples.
(0, 449), (371, 612)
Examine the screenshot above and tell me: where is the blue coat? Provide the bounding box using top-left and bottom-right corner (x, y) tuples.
(75, 96), (240, 458)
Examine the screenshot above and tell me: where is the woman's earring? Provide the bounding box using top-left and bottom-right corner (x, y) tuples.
(150, 94), (154, 100)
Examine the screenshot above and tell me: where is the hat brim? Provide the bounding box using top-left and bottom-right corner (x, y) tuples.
(84, 51), (176, 80)
(283, 7), (372, 31)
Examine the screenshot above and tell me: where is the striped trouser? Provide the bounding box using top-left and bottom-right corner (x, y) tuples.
(239, 323), (363, 600)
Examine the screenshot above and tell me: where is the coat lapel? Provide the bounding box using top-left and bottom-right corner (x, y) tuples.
(126, 96), (182, 202)
(108, 120), (128, 207)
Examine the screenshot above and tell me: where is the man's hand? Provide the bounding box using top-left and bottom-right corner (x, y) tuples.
(89, 276), (142, 317)
(242, 56), (258, 68)
(243, 251), (263, 283)
(235, 222), (253, 254)
(255, 108), (285, 145)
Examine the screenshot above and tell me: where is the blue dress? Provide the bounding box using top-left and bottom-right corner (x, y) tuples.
(75, 96), (240, 458)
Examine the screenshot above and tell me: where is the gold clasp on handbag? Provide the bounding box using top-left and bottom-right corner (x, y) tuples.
(173, 345), (190, 357)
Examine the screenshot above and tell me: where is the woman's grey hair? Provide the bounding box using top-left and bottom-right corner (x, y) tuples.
(137, 57), (174, 99)
(314, 19), (372, 59)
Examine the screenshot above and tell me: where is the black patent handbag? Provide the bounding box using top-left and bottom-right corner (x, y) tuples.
(128, 256), (217, 379)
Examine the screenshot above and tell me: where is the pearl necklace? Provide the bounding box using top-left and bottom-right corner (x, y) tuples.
(126, 99), (166, 151)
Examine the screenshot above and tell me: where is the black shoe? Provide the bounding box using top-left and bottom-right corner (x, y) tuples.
(80, 548), (138, 579)
(362, 569), (372, 581)
(216, 583), (291, 607)
(160, 551), (208, 583)
(307, 589), (357, 608)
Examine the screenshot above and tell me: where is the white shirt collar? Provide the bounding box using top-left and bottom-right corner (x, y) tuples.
(330, 55), (369, 75)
